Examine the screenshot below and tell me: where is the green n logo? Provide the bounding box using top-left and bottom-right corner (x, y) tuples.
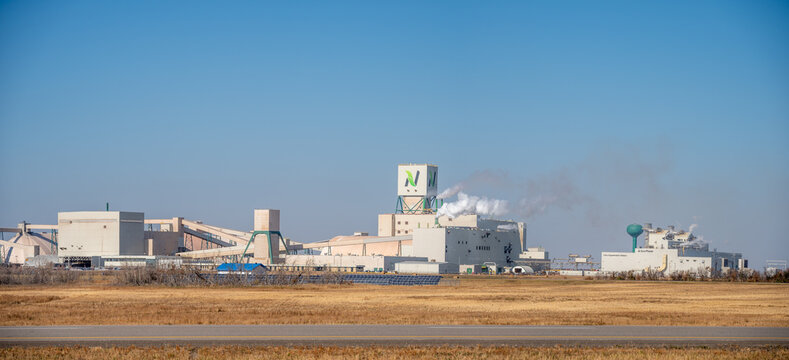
(428, 171), (437, 187)
(404, 170), (419, 187)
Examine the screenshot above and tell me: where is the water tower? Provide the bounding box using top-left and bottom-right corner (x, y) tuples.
(626, 224), (643, 253)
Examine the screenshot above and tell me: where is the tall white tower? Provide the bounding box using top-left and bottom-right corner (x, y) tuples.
(395, 164), (439, 214)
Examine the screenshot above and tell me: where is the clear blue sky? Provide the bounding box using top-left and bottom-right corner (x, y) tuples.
(1, 1), (787, 267)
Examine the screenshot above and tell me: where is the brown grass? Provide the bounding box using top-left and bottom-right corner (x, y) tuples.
(1, 278), (788, 326)
(1, 345), (787, 360)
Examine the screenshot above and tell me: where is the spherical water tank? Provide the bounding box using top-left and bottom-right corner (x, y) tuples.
(626, 224), (643, 237)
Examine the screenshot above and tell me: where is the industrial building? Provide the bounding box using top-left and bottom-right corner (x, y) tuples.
(601, 223), (747, 276)
(175, 164), (548, 273)
(0, 223), (57, 264)
(275, 164), (547, 273)
(58, 211), (145, 257)
(0, 164), (550, 274)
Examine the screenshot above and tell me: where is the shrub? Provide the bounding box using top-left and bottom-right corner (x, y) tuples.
(765, 269), (789, 283)
(111, 266), (349, 287)
(0, 266), (81, 285)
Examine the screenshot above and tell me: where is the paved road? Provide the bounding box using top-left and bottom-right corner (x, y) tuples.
(1, 325), (788, 346)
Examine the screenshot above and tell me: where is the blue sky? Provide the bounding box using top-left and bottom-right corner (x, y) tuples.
(1, 1), (787, 267)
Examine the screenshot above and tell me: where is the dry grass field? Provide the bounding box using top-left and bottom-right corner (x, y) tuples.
(1, 345), (787, 360)
(1, 277), (788, 326)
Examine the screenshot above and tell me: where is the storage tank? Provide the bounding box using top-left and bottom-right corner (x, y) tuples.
(626, 224), (643, 253)
(1, 232), (56, 264)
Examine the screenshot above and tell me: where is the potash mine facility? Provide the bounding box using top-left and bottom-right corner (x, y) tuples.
(0, 164), (550, 274)
(1, 163), (749, 276)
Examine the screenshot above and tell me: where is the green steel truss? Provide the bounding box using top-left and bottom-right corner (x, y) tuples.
(240, 230), (289, 264)
(395, 196), (442, 214)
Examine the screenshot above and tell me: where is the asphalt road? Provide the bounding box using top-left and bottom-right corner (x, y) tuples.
(1, 325), (788, 346)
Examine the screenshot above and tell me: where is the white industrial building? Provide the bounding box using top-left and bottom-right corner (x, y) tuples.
(601, 224), (747, 276)
(58, 211), (145, 257)
(1, 163), (550, 274)
(175, 164), (546, 273)
(275, 164), (543, 273)
(0, 225), (57, 265)
(395, 261), (455, 274)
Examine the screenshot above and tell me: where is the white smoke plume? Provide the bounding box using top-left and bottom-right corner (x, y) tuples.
(681, 221), (707, 248)
(437, 184), (464, 199)
(497, 224), (518, 231)
(437, 192), (509, 219)
(437, 170), (593, 221)
(681, 220), (704, 247)
(679, 235), (708, 248)
(437, 144), (671, 223)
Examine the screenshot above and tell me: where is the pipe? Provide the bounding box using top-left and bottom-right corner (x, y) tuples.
(657, 254), (668, 272)
(632, 235), (637, 252)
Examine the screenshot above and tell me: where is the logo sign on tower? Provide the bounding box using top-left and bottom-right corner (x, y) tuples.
(397, 164), (438, 197)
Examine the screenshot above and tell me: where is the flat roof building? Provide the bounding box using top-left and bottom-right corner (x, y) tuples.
(58, 211), (144, 257)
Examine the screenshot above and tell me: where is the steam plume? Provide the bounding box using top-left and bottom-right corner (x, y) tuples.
(679, 235), (708, 248)
(437, 192), (509, 218)
(437, 184), (464, 199)
(435, 145), (669, 223)
(437, 171), (591, 220)
(680, 222), (707, 248)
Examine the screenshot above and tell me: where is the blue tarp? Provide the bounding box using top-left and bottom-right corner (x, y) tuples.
(217, 263), (266, 272)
